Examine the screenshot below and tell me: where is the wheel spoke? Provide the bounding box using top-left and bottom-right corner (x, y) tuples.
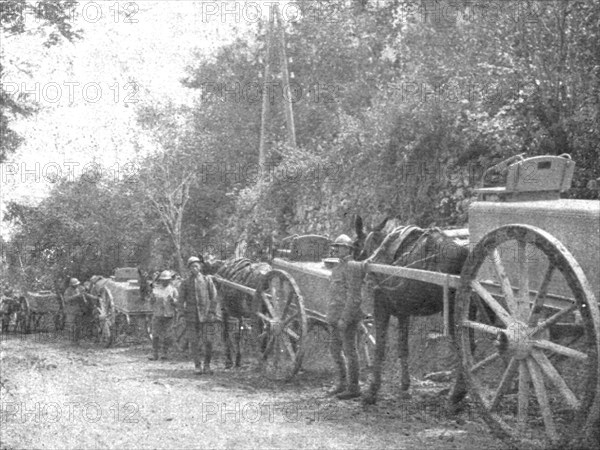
(490, 248), (518, 318)
(462, 320), (504, 336)
(280, 293), (292, 320)
(282, 280), (293, 304)
(256, 311), (272, 324)
(470, 352), (501, 374)
(471, 281), (512, 325)
(516, 241), (530, 320)
(531, 349), (580, 409)
(490, 357), (518, 411)
(531, 303), (577, 336)
(282, 334), (296, 359)
(261, 334), (275, 359)
(534, 339), (588, 361)
(473, 294), (495, 326)
(284, 326), (300, 341)
(526, 358), (559, 443)
(528, 264), (556, 326)
(517, 361), (530, 434)
(261, 295), (276, 318)
(282, 312), (299, 329)
(270, 279), (280, 315)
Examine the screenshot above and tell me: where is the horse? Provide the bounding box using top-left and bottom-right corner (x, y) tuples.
(84, 276), (116, 341)
(209, 257), (271, 369)
(353, 215), (402, 261)
(353, 215), (469, 405)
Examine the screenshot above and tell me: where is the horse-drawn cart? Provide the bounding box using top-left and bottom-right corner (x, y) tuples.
(103, 267), (152, 346)
(213, 234), (376, 382)
(345, 154), (599, 448)
(18, 290), (65, 333)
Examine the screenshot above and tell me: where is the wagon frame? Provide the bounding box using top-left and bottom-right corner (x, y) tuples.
(18, 290), (65, 334)
(100, 268), (153, 347)
(214, 257), (376, 382)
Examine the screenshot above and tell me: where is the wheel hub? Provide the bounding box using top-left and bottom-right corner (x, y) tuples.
(270, 320), (282, 336)
(498, 321), (534, 359)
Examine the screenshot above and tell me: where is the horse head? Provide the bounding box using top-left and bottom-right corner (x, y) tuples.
(202, 255), (225, 275)
(353, 215), (402, 261)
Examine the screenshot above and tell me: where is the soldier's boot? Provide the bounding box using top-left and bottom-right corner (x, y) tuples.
(328, 354), (348, 396)
(148, 336), (159, 361)
(328, 374), (348, 396)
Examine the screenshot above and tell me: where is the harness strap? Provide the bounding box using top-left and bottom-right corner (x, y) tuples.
(388, 226), (424, 260)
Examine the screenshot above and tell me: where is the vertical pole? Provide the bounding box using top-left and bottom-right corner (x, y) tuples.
(275, 5), (296, 149)
(443, 275), (450, 336)
(258, 15), (273, 169)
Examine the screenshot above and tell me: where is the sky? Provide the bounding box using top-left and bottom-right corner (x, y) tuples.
(1, 0), (271, 238)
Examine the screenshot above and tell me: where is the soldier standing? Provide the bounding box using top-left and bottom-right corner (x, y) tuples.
(63, 278), (87, 344)
(148, 271), (178, 360)
(327, 234), (363, 400)
(180, 256), (221, 374)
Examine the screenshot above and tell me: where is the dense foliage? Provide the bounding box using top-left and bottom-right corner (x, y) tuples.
(3, 0), (599, 288)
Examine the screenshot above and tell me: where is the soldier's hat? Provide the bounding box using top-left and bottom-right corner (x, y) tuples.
(158, 270), (172, 281)
(330, 234), (354, 248)
(187, 256), (203, 267)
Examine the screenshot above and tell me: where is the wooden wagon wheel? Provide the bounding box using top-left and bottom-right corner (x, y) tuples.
(455, 224), (600, 448)
(254, 270), (308, 381)
(302, 315), (376, 378)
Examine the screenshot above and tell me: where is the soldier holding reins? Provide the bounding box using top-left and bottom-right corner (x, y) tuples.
(327, 234), (364, 400)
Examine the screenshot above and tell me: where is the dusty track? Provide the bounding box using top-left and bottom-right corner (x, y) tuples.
(0, 331), (507, 449)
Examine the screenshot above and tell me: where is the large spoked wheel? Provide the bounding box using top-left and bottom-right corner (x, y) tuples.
(456, 224), (600, 448)
(255, 270), (308, 381)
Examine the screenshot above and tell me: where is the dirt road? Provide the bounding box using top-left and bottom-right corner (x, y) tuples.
(0, 332), (506, 449)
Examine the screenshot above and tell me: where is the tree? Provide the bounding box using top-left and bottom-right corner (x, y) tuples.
(0, 0), (82, 162)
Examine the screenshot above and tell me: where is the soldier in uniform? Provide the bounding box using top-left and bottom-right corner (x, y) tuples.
(63, 278), (87, 343)
(148, 271), (178, 360)
(327, 234), (363, 400)
(180, 256), (221, 374)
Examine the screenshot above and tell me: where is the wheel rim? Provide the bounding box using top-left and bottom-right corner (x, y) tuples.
(255, 270), (307, 381)
(457, 224), (600, 447)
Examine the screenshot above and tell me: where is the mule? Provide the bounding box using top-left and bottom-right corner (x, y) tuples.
(210, 257), (271, 369)
(353, 215), (469, 405)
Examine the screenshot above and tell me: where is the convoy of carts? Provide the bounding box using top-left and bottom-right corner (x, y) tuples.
(5, 154), (599, 447)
